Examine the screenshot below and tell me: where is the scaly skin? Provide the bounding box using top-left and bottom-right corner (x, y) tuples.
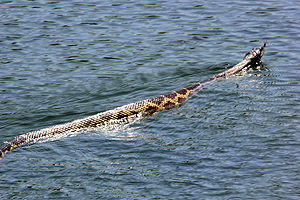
(0, 43), (266, 160)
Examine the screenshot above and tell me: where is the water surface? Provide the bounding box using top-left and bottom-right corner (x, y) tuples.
(0, 0), (299, 199)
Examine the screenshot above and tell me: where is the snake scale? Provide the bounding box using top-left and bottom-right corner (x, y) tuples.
(0, 43), (266, 160)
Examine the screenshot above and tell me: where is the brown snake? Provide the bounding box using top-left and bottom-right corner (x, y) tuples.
(0, 44), (266, 160)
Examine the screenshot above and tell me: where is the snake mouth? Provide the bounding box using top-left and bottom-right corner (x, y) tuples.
(259, 42), (266, 57)
(243, 43), (265, 67)
(255, 43), (266, 64)
(253, 43), (266, 57)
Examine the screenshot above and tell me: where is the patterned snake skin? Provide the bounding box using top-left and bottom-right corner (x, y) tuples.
(0, 44), (266, 160)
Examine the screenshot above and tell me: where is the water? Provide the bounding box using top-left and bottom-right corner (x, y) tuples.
(0, 0), (299, 199)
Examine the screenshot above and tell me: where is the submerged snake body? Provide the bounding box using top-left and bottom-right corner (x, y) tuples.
(0, 44), (265, 160)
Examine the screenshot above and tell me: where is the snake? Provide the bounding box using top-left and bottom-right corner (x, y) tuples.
(0, 43), (266, 160)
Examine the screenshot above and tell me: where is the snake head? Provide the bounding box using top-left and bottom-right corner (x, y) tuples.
(244, 42), (266, 65)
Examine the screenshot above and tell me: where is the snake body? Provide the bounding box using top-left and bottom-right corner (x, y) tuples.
(0, 44), (265, 160)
